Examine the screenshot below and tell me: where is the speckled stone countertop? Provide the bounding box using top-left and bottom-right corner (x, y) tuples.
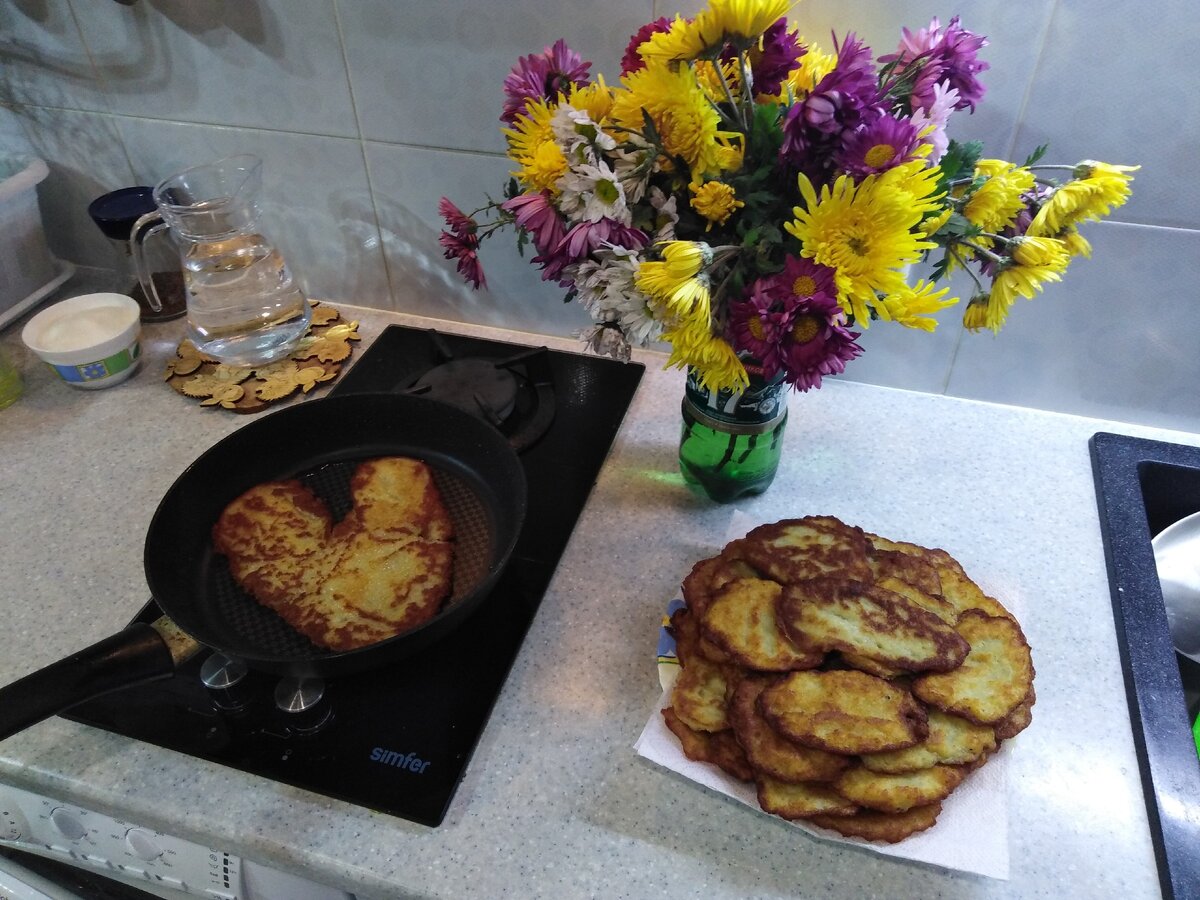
(0, 302), (1197, 899)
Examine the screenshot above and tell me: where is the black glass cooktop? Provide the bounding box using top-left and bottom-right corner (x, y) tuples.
(63, 326), (644, 827)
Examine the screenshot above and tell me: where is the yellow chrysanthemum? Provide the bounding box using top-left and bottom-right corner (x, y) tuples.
(637, 16), (711, 64)
(962, 294), (990, 333)
(690, 181), (744, 228)
(610, 61), (739, 178)
(662, 319), (749, 394)
(982, 258), (1066, 333)
(503, 99), (566, 194)
(1060, 227), (1092, 258)
(636, 242), (715, 318)
(564, 76), (614, 125)
(1009, 235), (1071, 271)
(920, 206), (954, 238)
(962, 160), (1035, 232)
(698, 0), (794, 46)
(640, 0), (792, 63)
(874, 280), (958, 332)
(777, 37), (835, 100)
(785, 170), (940, 325)
(1029, 161), (1139, 236)
(694, 58), (740, 105)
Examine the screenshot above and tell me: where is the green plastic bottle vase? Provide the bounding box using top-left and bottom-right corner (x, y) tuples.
(678, 365), (788, 503)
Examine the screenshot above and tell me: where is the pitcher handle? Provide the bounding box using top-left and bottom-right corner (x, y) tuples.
(130, 210), (168, 313)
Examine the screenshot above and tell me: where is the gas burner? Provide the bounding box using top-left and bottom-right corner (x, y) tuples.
(411, 358), (519, 426)
(403, 336), (556, 453)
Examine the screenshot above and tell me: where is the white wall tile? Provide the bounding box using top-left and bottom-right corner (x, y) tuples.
(1015, 0), (1199, 230)
(945, 220), (1200, 433)
(118, 120), (389, 305)
(0, 0), (109, 111)
(69, 0), (359, 138)
(339, 0), (655, 152)
(364, 141), (594, 337)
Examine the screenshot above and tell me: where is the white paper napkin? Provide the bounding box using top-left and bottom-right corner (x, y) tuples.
(634, 512), (1012, 880)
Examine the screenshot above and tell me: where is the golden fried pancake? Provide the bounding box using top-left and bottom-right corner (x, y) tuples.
(873, 575), (957, 625)
(212, 480), (332, 596)
(777, 578), (969, 673)
(741, 516), (871, 585)
(662, 707), (754, 782)
(213, 458), (456, 652)
(994, 684), (1036, 740)
(758, 670), (928, 755)
(729, 677), (848, 783)
(936, 563), (1015, 621)
(864, 533), (956, 569)
(317, 529), (454, 635)
(860, 709), (997, 773)
(809, 802), (943, 843)
(342, 456), (454, 541)
(837, 652), (905, 680)
(756, 776), (859, 820)
(832, 763), (966, 814)
(868, 548), (942, 596)
(701, 577), (823, 672)
(672, 648), (733, 733)
(913, 610), (1035, 725)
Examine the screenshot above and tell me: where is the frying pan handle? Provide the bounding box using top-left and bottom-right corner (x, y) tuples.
(0, 623), (175, 742)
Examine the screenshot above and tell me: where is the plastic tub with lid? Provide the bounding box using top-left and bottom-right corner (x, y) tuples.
(0, 154), (74, 330)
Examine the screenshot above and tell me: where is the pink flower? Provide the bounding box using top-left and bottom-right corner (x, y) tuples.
(502, 191), (565, 256)
(438, 198), (487, 289)
(881, 16), (989, 112)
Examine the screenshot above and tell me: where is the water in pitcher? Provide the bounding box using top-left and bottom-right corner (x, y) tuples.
(183, 232), (311, 366)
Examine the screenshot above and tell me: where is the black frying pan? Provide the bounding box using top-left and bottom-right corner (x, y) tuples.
(0, 393), (527, 741)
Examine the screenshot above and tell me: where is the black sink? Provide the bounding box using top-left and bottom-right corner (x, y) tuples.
(1090, 432), (1200, 900)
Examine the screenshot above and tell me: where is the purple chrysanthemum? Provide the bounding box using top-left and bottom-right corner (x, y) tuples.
(727, 283), (791, 378)
(501, 39), (591, 125)
(502, 191), (565, 256)
(880, 16), (989, 112)
(621, 17), (673, 75)
(836, 114), (922, 176)
(737, 256), (859, 391)
(717, 19), (804, 97)
(438, 198), (487, 290)
(780, 33), (887, 183)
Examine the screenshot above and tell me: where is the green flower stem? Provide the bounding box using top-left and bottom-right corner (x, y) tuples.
(712, 58), (747, 130)
(949, 246), (987, 293)
(962, 240), (1007, 267)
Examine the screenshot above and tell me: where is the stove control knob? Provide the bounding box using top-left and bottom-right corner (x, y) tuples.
(49, 807), (87, 841)
(201, 652), (252, 712)
(274, 677), (332, 734)
(125, 827), (164, 861)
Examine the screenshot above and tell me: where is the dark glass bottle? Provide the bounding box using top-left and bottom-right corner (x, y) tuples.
(678, 364), (788, 503)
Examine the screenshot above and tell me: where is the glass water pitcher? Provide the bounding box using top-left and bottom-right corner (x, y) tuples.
(130, 154), (311, 366)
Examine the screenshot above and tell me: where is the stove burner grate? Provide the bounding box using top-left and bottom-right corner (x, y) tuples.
(403, 336), (556, 453)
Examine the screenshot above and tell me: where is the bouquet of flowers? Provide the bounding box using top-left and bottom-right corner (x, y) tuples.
(439, 0), (1136, 395)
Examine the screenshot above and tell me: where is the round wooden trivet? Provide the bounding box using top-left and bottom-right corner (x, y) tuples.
(164, 301), (360, 413)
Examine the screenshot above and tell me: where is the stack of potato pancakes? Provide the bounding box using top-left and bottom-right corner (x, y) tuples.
(665, 515), (1035, 843)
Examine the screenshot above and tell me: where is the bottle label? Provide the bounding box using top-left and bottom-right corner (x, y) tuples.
(684, 363), (786, 433)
